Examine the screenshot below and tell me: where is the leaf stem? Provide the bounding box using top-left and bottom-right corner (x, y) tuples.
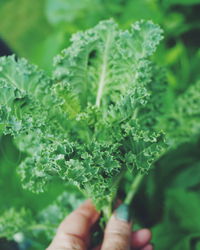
(124, 173), (144, 205)
(102, 204), (112, 222)
(95, 32), (112, 107)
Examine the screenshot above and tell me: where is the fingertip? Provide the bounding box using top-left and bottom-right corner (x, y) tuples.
(57, 200), (99, 241)
(101, 215), (132, 250)
(78, 199), (100, 223)
(141, 243), (154, 250)
(47, 200), (99, 250)
(132, 228), (152, 248)
(79, 199), (95, 210)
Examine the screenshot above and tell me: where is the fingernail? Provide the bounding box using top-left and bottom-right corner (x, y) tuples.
(115, 204), (131, 222)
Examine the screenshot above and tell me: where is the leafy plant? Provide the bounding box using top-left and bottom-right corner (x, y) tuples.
(0, 18), (200, 249)
(152, 189), (200, 250)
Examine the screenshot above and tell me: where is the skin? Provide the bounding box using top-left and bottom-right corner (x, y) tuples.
(47, 200), (153, 250)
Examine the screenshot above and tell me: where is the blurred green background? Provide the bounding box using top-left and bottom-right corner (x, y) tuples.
(0, 0), (200, 249)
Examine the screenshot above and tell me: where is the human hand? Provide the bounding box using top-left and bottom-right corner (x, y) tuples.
(47, 200), (153, 250)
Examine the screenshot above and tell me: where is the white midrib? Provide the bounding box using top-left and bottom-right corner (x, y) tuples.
(3, 72), (24, 93)
(95, 32), (112, 107)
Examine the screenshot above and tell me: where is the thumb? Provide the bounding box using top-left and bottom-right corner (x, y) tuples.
(101, 204), (132, 250)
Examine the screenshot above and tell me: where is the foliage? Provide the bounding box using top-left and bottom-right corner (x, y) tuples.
(0, 190), (83, 249)
(0, 1), (200, 249)
(153, 189), (200, 250)
(0, 0), (53, 69)
(0, 20), (166, 211)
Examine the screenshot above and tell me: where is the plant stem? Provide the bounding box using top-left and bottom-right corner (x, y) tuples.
(95, 32), (112, 107)
(102, 204), (112, 222)
(124, 173), (144, 205)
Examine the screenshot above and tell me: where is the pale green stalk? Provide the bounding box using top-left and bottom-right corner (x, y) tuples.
(124, 173), (144, 205)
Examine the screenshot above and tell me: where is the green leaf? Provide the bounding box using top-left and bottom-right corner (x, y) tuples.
(0, 55), (53, 135)
(163, 0), (200, 7)
(46, 0), (91, 25)
(171, 162), (200, 188)
(0, 20), (170, 217)
(153, 189), (200, 250)
(167, 189), (200, 232)
(163, 80), (200, 147)
(53, 19), (163, 111)
(0, 0), (52, 67)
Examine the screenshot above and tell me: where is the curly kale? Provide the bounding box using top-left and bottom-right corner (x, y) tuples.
(0, 19), (199, 221)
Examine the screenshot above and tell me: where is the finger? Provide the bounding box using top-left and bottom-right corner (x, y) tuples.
(47, 200), (99, 250)
(132, 229), (152, 248)
(101, 204), (132, 250)
(58, 199), (99, 237)
(94, 226), (150, 250)
(141, 244), (154, 250)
